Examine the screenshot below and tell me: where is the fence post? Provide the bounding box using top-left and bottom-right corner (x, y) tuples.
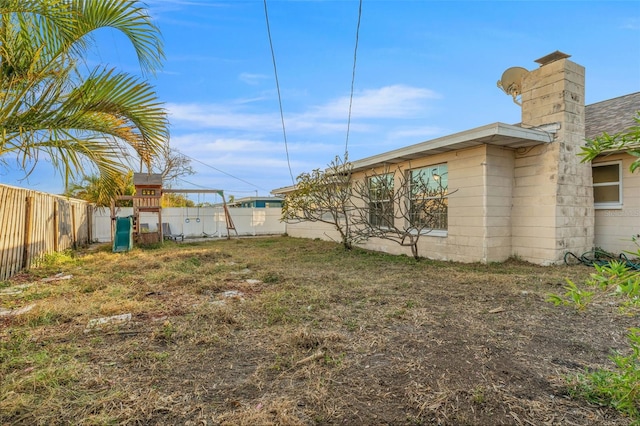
(71, 205), (77, 249)
(22, 196), (33, 269)
(87, 204), (93, 243)
(53, 200), (59, 252)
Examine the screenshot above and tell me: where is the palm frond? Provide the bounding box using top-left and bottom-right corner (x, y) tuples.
(71, 0), (164, 76)
(0, 0), (167, 187)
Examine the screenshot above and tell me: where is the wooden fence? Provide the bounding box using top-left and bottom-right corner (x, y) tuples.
(0, 184), (92, 280)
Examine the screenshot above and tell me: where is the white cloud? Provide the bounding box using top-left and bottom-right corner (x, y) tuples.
(164, 85), (445, 192)
(308, 85), (440, 120)
(238, 73), (270, 86)
(166, 84), (440, 134)
(167, 103), (282, 131)
(621, 18), (639, 30)
(170, 133), (340, 160)
(386, 126), (447, 140)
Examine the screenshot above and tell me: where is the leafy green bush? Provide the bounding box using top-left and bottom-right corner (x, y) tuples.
(589, 259), (640, 309)
(546, 279), (593, 310)
(549, 247), (640, 421)
(570, 328), (640, 420)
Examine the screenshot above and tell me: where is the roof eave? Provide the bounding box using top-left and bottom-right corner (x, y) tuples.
(270, 122), (556, 195)
(351, 122), (554, 172)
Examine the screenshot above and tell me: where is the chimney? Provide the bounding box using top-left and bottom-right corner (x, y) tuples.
(511, 52), (594, 264)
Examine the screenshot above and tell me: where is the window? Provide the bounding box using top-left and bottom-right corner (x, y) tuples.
(593, 162), (622, 209)
(368, 174), (394, 227)
(409, 164), (448, 231)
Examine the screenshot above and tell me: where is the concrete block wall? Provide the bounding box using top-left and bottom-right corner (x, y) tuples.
(483, 145), (515, 261)
(345, 146), (497, 263)
(444, 146), (490, 262)
(514, 56), (594, 264)
(287, 144), (517, 264)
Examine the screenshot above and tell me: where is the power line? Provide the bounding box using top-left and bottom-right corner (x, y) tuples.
(175, 177), (210, 190)
(175, 178), (263, 199)
(263, 0), (295, 185)
(186, 155), (269, 192)
(168, 148), (268, 191)
(345, 0), (363, 159)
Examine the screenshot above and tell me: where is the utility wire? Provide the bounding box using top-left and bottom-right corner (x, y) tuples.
(169, 148), (268, 191)
(345, 0), (363, 159)
(175, 177), (210, 190)
(176, 177), (262, 200)
(263, 0), (295, 185)
(186, 155), (269, 192)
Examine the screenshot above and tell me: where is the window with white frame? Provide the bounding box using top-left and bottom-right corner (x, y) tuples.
(592, 162), (622, 209)
(368, 173), (394, 227)
(409, 164), (448, 231)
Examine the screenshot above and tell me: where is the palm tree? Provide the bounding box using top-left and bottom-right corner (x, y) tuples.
(65, 171), (135, 206)
(0, 0), (168, 191)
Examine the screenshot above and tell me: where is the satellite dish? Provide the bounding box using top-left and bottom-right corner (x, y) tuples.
(497, 66), (529, 106)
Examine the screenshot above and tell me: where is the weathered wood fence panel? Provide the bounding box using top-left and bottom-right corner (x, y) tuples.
(0, 184), (91, 280)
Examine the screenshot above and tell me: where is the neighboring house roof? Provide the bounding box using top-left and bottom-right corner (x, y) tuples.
(585, 92), (640, 140)
(218, 196), (283, 207)
(233, 196), (282, 204)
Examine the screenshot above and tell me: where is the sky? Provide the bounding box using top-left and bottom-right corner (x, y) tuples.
(1, 0), (639, 202)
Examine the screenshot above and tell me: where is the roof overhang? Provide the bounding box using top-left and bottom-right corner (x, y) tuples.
(271, 121), (556, 195)
(351, 122), (555, 172)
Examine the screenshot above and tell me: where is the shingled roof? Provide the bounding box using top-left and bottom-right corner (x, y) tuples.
(585, 92), (640, 140)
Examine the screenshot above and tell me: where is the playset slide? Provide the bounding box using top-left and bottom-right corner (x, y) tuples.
(112, 216), (133, 253)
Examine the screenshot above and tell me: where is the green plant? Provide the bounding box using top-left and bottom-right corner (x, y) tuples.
(472, 386), (486, 404)
(569, 328), (640, 420)
(0, 0), (168, 193)
(546, 279), (593, 310)
(261, 272), (281, 284)
(323, 352), (345, 366)
(37, 250), (77, 268)
(552, 244), (640, 420)
(343, 318), (358, 331)
(588, 257), (640, 309)
(160, 320), (176, 341)
(281, 155), (359, 250)
(580, 112), (640, 173)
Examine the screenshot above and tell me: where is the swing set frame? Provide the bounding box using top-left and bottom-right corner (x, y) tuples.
(163, 189), (238, 239)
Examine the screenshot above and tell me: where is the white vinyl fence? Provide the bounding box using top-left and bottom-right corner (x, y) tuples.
(92, 206), (285, 242)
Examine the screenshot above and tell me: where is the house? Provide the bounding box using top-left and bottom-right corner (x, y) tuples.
(229, 196), (283, 209)
(273, 51), (640, 265)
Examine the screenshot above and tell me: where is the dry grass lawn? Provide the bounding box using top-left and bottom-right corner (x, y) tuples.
(0, 236), (637, 425)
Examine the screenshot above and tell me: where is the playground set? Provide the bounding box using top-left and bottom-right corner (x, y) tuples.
(110, 173), (236, 252)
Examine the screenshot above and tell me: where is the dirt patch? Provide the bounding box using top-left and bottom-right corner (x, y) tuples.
(0, 238), (635, 425)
